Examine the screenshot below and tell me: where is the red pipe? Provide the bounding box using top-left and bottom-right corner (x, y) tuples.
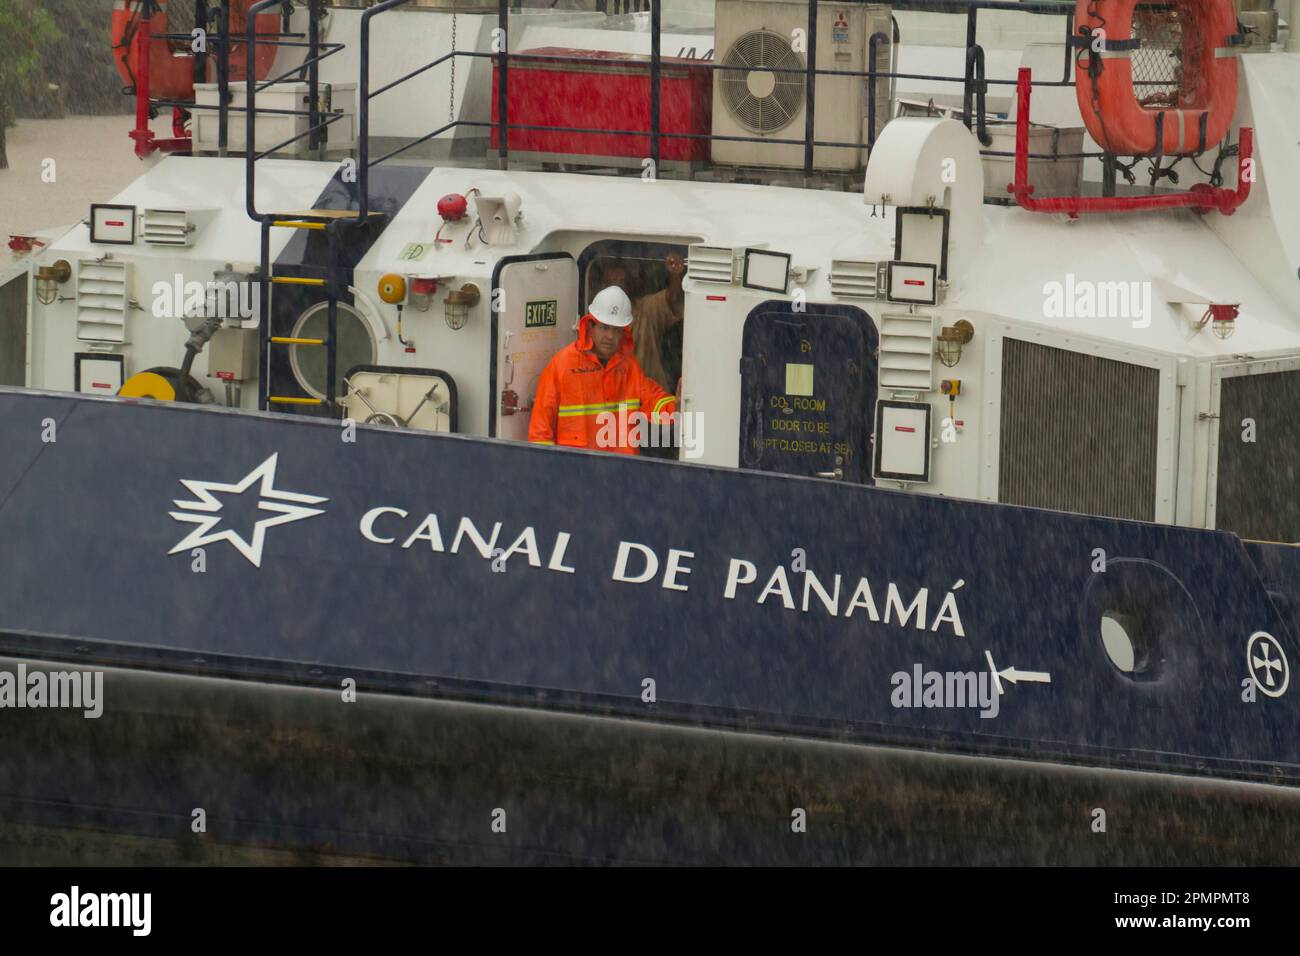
(119, 2), (276, 159)
(127, 12), (191, 158)
(128, 12), (155, 158)
(1009, 68), (1252, 218)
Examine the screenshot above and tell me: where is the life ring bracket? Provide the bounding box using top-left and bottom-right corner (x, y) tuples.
(1073, 0), (1239, 157)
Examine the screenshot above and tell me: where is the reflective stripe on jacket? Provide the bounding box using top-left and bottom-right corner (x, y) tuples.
(528, 314), (676, 454)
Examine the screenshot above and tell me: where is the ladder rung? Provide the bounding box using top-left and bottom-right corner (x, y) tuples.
(275, 209), (380, 221)
(271, 276), (326, 287)
(269, 396), (325, 406)
(272, 220), (327, 231)
(270, 336), (326, 346)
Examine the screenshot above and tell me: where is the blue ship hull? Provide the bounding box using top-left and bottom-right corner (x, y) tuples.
(2, 387), (1299, 863)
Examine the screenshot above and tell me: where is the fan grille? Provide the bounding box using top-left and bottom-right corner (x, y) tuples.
(720, 29), (806, 134)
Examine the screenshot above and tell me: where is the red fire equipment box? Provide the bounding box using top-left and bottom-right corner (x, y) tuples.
(491, 48), (713, 164)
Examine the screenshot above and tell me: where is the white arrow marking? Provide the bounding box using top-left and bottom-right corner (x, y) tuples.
(999, 666), (1052, 685)
(985, 650), (1051, 696)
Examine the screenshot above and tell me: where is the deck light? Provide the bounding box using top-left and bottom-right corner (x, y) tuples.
(1195, 303), (1239, 339)
(35, 260), (72, 306)
(936, 320), (974, 368)
(444, 283), (481, 330)
(410, 277), (438, 312)
(1209, 304), (1238, 340)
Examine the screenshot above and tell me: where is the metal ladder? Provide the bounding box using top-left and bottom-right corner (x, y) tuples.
(261, 219), (332, 412)
(257, 212), (378, 413)
(241, 0), (376, 414)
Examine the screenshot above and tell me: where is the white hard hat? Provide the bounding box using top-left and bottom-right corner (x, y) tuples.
(588, 285), (634, 328)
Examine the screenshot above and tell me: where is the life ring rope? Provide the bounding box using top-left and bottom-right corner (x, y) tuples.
(1072, 0), (1240, 157)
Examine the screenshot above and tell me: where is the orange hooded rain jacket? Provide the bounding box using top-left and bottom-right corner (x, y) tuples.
(528, 314), (676, 454)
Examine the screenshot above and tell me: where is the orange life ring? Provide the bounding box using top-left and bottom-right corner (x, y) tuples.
(1074, 0), (1240, 155)
(111, 0), (280, 101)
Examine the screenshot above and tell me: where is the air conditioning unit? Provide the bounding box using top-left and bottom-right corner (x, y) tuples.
(711, 0), (893, 171)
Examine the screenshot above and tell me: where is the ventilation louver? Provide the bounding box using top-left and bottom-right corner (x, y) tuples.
(141, 209), (193, 247)
(687, 244), (737, 284)
(75, 260), (130, 344)
(879, 313), (934, 392)
(830, 259), (885, 299)
(719, 29), (806, 134)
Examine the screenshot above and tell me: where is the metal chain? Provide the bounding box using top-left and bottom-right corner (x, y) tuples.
(450, 4), (458, 124)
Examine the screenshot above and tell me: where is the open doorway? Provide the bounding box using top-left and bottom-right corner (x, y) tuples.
(579, 239), (688, 459)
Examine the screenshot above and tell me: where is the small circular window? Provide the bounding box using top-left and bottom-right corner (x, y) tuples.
(1100, 612), (1139, 674)
(1081, 559), (1202, 684)
(289, 301), (376, 401)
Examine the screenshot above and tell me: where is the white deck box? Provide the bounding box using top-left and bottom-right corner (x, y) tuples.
(193, 81), (357, 156)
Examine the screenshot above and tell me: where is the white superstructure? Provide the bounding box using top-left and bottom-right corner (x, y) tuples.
(4, 0), (1300, 540)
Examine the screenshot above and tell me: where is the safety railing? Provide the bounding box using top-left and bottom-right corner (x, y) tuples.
(126, 2), (344, 159)
(353, 0), (1105, 202)
(244, 0), (350, 220)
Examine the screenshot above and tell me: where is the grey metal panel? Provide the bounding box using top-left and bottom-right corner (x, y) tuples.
(1217, 370), (1300, 541)
(999, 338), (1159, 521)
(0, 270), (27, 387)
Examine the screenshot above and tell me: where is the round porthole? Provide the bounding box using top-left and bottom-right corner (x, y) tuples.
(289, 301), (376, 401)
(1080, 559), (1203, 683)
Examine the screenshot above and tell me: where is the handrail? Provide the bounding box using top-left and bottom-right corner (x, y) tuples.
(1010, 68), (1252, 217)
(964, 45), (992, 147)
(256, 41), (345, 93)
(359, 0), (414, 221)
(867, 31), (890, 151)
(245, 0), (339, 221)
(354, 0), (1087, 193)
(218, 1), (230, 154)
(253, 111), (348, 162)
(802, 0), (816, 176)
(246, 0), (282, 223)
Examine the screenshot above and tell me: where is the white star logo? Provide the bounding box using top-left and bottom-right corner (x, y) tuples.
(168, 453), (328, 567)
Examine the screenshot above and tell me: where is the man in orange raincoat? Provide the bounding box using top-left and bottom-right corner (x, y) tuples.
(528, 285), (677, 455)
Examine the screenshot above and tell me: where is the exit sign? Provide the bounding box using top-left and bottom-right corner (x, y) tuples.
(525, 299), (557, 328)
